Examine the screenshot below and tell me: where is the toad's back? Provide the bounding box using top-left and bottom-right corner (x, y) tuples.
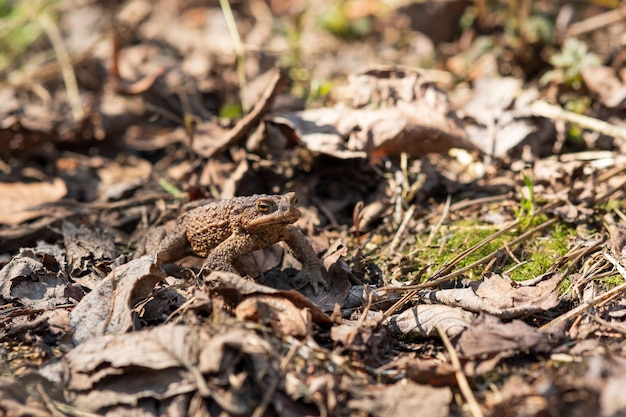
(181, 195), (257, 257)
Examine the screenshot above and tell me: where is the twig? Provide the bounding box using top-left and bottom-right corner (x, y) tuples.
(541, 277), (626, 332)
(596, 174), (626, 204)
(531, 101), (626, 141)
(597, 162), (626, 183)
(604, 252), (626, 282)
(203, 68), (287, 157)
(436, 324), (484, 417)
(252, 338), (304, 417)
(143, 102), (185, 125)
(424, 195), (451, 248)
(353, 201), (365, 247)
(564, 4), (626, 38)
(38, 14), (83, 121)
(385, 205), (416, 258)
(448, 194), (510, 212)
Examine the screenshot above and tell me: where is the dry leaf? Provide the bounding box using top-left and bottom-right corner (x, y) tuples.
(581, 66), (626, 108)
(39, 323), (281, 416)
(390, 356), (457, 386)
(69, 256), (165, 343)
(235, 295), (311, 337)
(348, 380), (452, 417)
(233, 244), (284, 278)
(462, 77), (543, 156)
(455, 314), (557, 360)
(417, 272), (562, 319)
(272, 66), (478, 162)
(387, 304), (473, 339)
(210, 271), (332, 325)
(62, 221), (116, 281)
(601, 374), (626, 416)
(0, 178), (67, 225)
(330, 321), (388, 365)
(0, 377), (51, 417)
(0, 248), (71, 309)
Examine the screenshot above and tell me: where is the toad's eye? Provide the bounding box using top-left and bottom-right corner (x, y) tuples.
(256, 199), (273, 213)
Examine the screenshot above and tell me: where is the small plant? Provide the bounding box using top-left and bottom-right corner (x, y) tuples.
(307, 78), (333, 105)
(541, 38), (602, 88)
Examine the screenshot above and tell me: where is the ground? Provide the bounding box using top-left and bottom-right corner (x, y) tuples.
(1, 1), (626, 416)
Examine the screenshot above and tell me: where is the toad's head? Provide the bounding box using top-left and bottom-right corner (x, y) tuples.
(240, 192), (301, 230)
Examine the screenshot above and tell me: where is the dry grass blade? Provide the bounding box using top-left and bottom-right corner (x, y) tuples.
(559, 238), (605, 279)
(219, 0), (248, 112)
(429, 216), (560, 285)
(596, 174), (626, 204)
(604, 252), (626, 283)
(38, 14), (83, 121)
(541, 246), (626, 332)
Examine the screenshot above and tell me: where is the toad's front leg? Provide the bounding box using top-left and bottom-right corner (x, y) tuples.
(282, 226), (328, 295)
(201, 233), (258, 275)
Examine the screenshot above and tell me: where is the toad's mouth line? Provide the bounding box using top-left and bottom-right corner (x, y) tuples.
(247, 216), (299, 228)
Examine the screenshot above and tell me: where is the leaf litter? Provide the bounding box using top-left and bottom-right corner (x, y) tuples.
(1, 1), (626, 416)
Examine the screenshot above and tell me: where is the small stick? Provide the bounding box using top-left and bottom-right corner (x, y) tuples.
(564, 5), (626, 38)
(424, 195), (451, 248)
(386, 205), (416, 258)
(252, 339), (304, 417)
(437, 324), (484, 417)
(531, 101), (626, 141)
(541, 264), (626, 332)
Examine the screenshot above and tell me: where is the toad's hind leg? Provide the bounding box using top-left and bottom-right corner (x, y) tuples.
(144, 224), (190, 265)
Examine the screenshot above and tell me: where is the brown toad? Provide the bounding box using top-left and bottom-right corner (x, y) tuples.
(146, 192), (327, 294)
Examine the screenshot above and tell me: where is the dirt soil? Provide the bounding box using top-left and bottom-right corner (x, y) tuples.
(2, 1), (626, 416)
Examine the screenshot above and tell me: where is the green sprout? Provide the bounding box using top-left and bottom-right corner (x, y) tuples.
(541, 38), (602, 88)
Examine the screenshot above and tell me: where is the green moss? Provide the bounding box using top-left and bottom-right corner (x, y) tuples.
(408, 216), (573, 282)
(601, 274), (624, 288)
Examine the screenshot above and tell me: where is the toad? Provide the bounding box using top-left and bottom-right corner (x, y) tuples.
(145, 192), (328, 295)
